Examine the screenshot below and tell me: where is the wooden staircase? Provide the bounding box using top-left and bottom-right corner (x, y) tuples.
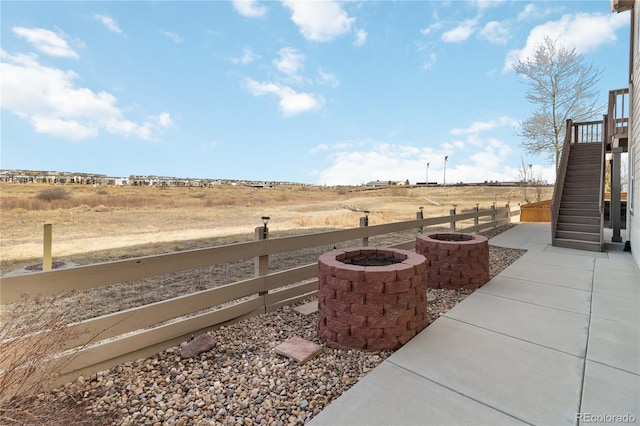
(554, 143), (603, 251)
(551, 90), (628, 252)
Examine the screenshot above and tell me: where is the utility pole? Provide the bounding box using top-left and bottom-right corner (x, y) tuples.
(426, 163), (430, 186)
(443, 156), (448, 186)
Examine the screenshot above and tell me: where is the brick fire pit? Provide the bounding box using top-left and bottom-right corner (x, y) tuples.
(416, 232), (489, 290)
(317, 247), (428, 351)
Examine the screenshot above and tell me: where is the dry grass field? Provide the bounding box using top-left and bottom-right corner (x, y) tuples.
(0, 182), (553, 274)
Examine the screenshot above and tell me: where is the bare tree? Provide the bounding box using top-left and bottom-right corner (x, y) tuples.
(514, 37), (604, 176)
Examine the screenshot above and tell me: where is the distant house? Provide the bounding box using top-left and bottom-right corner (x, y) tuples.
(364, 180), (406, 187)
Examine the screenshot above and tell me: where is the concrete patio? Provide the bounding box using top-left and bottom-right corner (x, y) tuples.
(309, 223), (640, 426)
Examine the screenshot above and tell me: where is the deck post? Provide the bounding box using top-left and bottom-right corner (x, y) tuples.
(612, 144), (623, 242)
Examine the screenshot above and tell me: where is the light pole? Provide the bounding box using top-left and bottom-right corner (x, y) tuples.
(443, 156), (448, 186)
(426, 163), (430, 186)
(261, 216), (270, 239)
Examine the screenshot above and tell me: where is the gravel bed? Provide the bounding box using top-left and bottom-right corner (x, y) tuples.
(7, 226), (526, 425)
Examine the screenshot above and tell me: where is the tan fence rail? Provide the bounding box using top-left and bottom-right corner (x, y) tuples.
(1, 205), (519, 386)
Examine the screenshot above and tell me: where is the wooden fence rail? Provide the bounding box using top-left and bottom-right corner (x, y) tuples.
(1, 205), (519, 387)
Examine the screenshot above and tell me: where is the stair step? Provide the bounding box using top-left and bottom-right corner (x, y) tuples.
(566, 162), (600, 169)
(560, 202), (599, 210)
(571, 143), (602, 150)
(555, 230), (601, 242)
(556, 223), (600, 233)
(559, 208), (600, 217)
(562, 195), (599, 203)
(562, 182), (600, 189)
(557, 215), (601, 225)
(554, 238), (602, 252)
(562, 188), (599, 195)
(564, 173), (600, 181)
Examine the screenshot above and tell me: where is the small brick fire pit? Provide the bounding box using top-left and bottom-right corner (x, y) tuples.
(317, 247), (428, 351)
(416, 232), (489, 290)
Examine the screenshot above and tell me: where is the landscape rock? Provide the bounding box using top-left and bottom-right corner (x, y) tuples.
(30, 226), (524, 425)
(180, 333), (217, 358)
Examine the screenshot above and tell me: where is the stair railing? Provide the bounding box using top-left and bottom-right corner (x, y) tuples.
(551, 119), (574, 245)
(608, 88), (629, 139)
(599, 114), (607, 251)
(574, 120), (603, 144)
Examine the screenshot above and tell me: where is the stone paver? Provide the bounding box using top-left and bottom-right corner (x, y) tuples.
(273, 336), (323, 363)
(293, 300), (318, 315)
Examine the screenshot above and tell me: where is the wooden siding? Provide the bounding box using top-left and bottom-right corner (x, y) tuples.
(631, 5), (640, 266)
(521, 200), (552, 222)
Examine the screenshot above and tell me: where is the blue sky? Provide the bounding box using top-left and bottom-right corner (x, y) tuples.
(0, 1), (631, 185)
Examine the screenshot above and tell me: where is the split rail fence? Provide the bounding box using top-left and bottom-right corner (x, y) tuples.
(0, 205), (519, 387)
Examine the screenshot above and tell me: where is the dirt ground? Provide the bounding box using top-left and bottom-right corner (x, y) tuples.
(0, 182), (552, 274)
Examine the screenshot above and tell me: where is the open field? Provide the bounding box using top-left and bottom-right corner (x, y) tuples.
(0, 182), (552, 274)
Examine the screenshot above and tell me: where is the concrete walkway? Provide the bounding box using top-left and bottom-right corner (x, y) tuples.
(309, 223), (640, 426)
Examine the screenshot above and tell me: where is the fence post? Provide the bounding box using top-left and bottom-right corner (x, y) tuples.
(491, 202), (496, 227)
(360, 211), (369, 246)
(255, 217), (269, 278)
(449, 205), (457, 231)
(43, 223), (52, 271)
(417, 207), (424, 233)
(505, 202), (511, 222)
(474, 204), (479, 226)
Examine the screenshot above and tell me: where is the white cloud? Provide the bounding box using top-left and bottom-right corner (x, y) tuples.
(232, 47), (259, 65)
(94, 14), (123, 34)
(479, 21), (509, 44)
(12, 27), (78, 58)
(155, 112), (173, 127)
(0, 49), (171, 141)
(201, 141), (218, 152)
(420, 22), (443, 36)
(517, 4), (537, 22)
(163, 31), (184, 43)
(313, 139), (524, 186)
(317, 69), (339, 87)
(311, 112), (553, 185)
(441, 19), (477, 43)
(353, 29), (367, 47)
(516, 3), (561, 22)
(450, 116), (518, 135)
(244, 78), (323, 116)
(473, 0), (506, 10)
(310, 143), (329, 154)
(282, 0), (355, 42)
(504, 12), (629, 72)
(273, 47), (305, 81)
(232, 0), (267, 18)
(422, 52), (437, 70)
(30, 116), (98, 140)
